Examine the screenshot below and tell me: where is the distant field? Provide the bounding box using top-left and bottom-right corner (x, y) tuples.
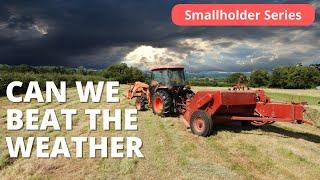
(0, 85), (319, 179)
(264, 88), (320, 105)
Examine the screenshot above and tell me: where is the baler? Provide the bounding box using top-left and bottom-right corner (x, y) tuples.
(183, 89), (311, 136)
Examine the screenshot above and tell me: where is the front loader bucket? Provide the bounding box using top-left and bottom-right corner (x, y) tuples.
(125, 81), (149, 99)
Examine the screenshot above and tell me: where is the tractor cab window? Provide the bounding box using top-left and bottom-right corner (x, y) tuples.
(151, 69), (185, 86)
(168, 69), (185, 85)
(151, 70), (168, 85)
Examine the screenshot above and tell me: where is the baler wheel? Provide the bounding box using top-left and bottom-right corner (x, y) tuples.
(152, 90), (172, 116)
(190, 110), (213, 137)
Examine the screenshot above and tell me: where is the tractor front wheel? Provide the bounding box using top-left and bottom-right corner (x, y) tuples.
(152, 90), (172, 116)
(190, 110), (213, 137)
(135, 97), (146, 111)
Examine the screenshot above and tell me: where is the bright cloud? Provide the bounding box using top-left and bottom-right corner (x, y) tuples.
(33, 23), (48, 35)
(123, 45), (186, 71)
(122, 29), (319, 72)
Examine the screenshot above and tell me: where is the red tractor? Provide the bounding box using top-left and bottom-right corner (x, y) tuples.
(127, 66), (314, 137)
(127, 66), (194, 116)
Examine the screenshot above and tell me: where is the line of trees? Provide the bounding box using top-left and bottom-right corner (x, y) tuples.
(0, 65), (106, 96)
(0, 63), (146, 96)
(101, 63), (145, 83)
(1, 63), (319, 97)
(185, 65), (320, 89)
(228, 66), (320, 89)
(270, 66), (320, 88)
(0, 64), (99, 75)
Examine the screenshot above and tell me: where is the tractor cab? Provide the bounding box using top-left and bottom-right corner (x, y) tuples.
(148, 66), (194, 116)
(150, 66), (185, 87)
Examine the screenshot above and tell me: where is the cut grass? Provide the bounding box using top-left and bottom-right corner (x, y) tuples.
(0, 86), (319, 179)
(266, 91), (320, 106)
(0, 153), (14, 170)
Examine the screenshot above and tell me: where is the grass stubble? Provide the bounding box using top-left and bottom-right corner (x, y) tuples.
(0, 85), (319, 179)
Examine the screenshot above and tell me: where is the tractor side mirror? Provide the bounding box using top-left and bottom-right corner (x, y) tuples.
(150, 80), (159, 87)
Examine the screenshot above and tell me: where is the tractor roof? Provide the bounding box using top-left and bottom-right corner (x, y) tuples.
(151, 65), (184, 71)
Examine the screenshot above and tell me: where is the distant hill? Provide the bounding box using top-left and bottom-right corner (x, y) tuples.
(186, 71), (251, 79)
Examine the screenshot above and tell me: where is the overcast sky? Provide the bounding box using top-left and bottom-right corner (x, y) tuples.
(0, 0), (319, 72)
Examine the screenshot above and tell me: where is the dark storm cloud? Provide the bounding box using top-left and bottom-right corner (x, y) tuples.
(0, 0), (318, 70)
(0, 0), (182, 67)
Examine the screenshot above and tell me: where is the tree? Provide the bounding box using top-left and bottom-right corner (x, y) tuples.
(77, 66), (86, 75)
(102, 63), (145, 83)
(270, 66), (320, 89)
(310, 64), (320, 71)
(286, 66), (320, 89)
(0, 64), (10, 72)
(226, 73), (248, 84)
(270, 67), (289, 88)
(249, 69), (270, 87)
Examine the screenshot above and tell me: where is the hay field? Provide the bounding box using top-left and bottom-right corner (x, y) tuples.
(0, 85), (319, 179)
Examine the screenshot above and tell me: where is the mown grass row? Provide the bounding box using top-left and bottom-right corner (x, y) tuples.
(0, 86), (319, 179)
(266, 92), (320, 105)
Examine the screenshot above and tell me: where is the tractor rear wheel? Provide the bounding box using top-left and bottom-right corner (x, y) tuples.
(152, 90), (172, 116)
(190, 110), (213, 137)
